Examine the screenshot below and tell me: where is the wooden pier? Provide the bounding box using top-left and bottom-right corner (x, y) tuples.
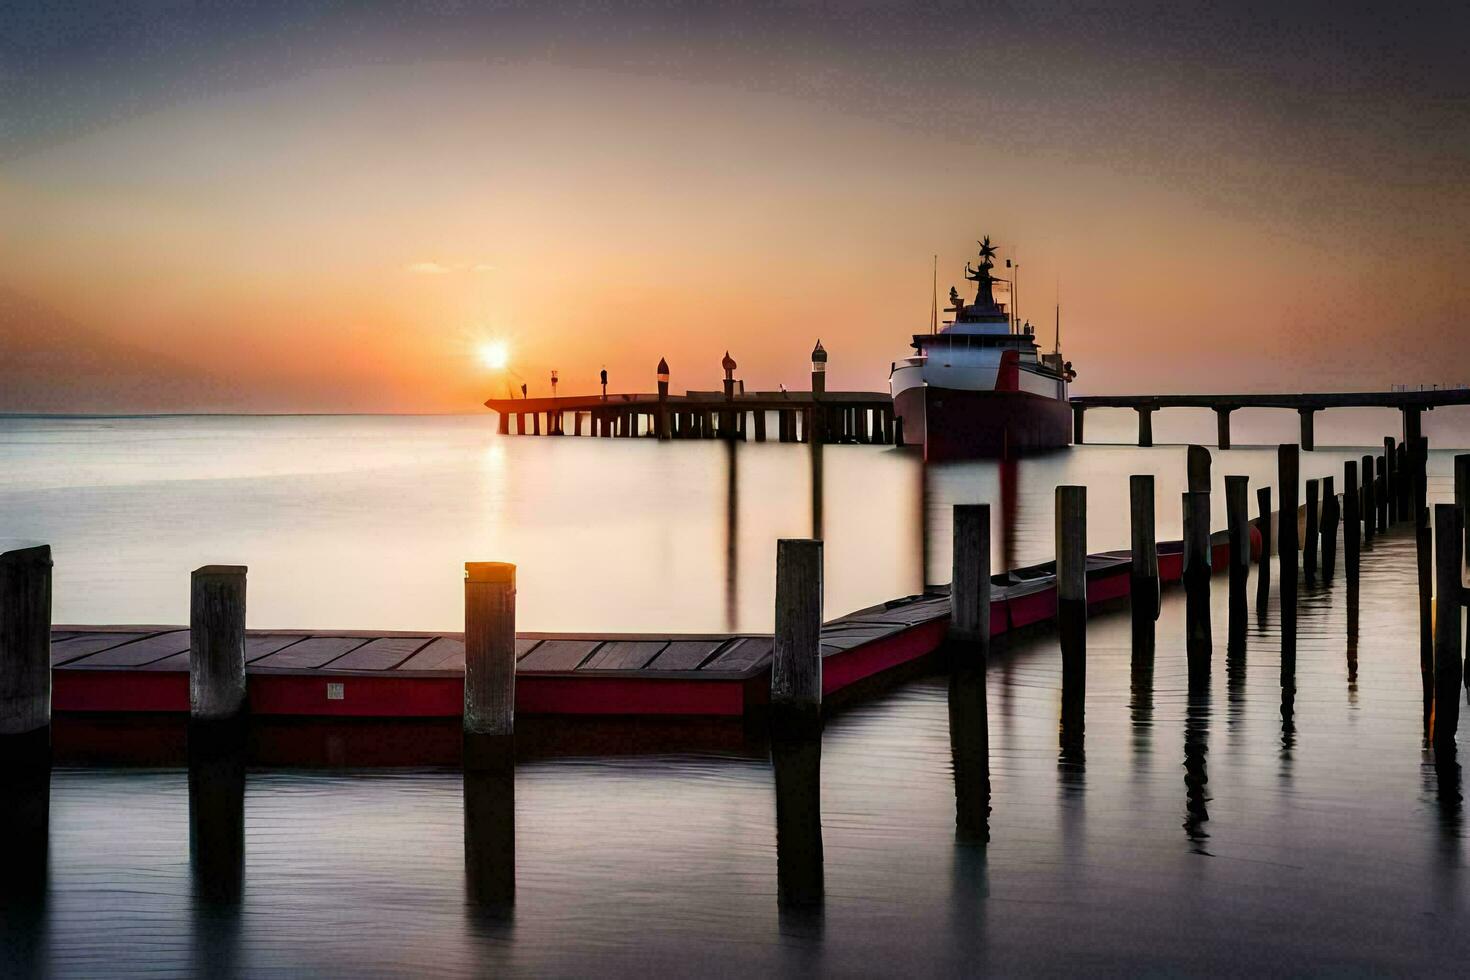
(1069, 388), (1467, 449)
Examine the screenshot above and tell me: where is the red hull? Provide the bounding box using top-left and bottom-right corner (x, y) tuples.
(894, 386), (1072, 460)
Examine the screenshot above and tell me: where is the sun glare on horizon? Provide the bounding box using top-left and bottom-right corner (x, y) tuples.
(477, 340), (510, 371)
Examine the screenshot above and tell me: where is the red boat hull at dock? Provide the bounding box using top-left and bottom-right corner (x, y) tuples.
(894, 385), (1073, 460)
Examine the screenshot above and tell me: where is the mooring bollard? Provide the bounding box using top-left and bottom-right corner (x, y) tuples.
(464, 562), (516, 772)
(1129, 475), (1159, 657)
(1344, 461), (1361, 581)
(1182, 490), (1213, 688)
(190, 565), (247, 731)
(1303, 479), (1320, 583)
(1433, 504), (1463, 754)
(1321, 475), (1338, 582)
(1187, 444), (1211, 494)
(0, 545), (52, 767)
(950, 505), (990, 656)
(772, 538), (823, 730)
(1056, 486), (1087, 745)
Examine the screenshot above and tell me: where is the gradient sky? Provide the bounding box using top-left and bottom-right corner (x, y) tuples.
(2, 1), (1467, 412)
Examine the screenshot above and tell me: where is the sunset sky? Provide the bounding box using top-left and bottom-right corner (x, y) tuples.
(3, 1), (1467, 412)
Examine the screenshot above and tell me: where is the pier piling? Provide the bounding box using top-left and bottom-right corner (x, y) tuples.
(1433, 504), (1463, 754)
(464, 562), (516, 771)
(1418, 519), (1434, 733)
(1056, 486), (1087, 748)
(1215, 407), (1232, 450)
(1129, 475), (1159, 658)
(1298, 408), (1316, 451)
(190, 565), (247, 731)
(1279, 445), (1300, 610)
(772, 539), (823, 731)
(1183, 490), (1213, 688)
(1375, 455), (1388, 533)
(1456, 456), (1470, 559)
(1187, 445), (1212, 494)
(1344, 460), (1360, 582)
(1321, 475), (1338, 582)
(1136, 407), (1154, 447)
(949, 505), (991, 656)
(1072, 404), (1085, 445)
(1225, 475), (1250, 657)
(1256, 486), (1272, 608)
(0, 544), (52, 766)
(1361, 454), (1375, 543)
(1385, 438), (1398, 523)
(1304, 479), (1319, 583)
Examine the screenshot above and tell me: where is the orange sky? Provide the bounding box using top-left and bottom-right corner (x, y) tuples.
(3, 5), (1467, 412)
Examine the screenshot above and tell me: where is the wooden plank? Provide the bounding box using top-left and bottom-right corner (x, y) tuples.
(646, 639), (726, 670)
(702, 636), (773, 673)
(251, 636), (370, 670)
(66, 630), (190, 668)
(578, 640), (667, 670)
(518, 639), (601, 672)
(866, 597), (950, 627)
(245, 634), (310, 663)
(50, 632), (152, 666)
(137, 650), (191, 671)
(329, 636), (434, 671)
(819, 621), (906, 656)
(395, 637), (464, 671)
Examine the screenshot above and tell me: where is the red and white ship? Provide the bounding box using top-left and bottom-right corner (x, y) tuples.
(890, 236), (1075, 460)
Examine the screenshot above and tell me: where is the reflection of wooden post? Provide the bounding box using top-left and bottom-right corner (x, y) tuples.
(772, 539), (823, 730)
(464, 562), (516, 772)
(0, 545), (52, 766)
(190, 565), (247, 727)
(1432, 504), (1463, 754)
(464, 771), (515, 907)
(1182, 490), (1212, 688)
(950, 505), (990, 654)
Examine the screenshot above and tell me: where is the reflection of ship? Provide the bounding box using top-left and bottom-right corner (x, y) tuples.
(890, 236), (1075, 460)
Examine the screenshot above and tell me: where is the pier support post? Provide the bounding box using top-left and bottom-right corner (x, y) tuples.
(1417, 519), (1434, 733)
(464, 562), (516, 771)
(1183, 490), (1213, 688)
(1056, 486), (1087, 746)
(1433, 504), (1463, 755)
(1297, 408), (1316, 451)
(772, 539), (823, 731)
(1130, 475), (1159, 669)
(1226, 475), (1250, 655)
(0, 545), (52, 766)
(1456, 455), (1470, 562)
(949, 505), (991, 657)
(1370, 455), (1381, 531)
(1215, 407), (1233, 450)
(1136, 407), (1154, 448)
(497, 413), (509, 436)
(1072, 404), (1085, 445)
(1385, 438), (1398, 523)
(1303, 479), (1319, 583)
(754, 410), (767, 443)
(190, 565), (247, 732)
(1361, 454), (1375, 543)
(1256, 486), (1272, 606)
(1321, 475), (1338, 582)
(1279, 444), (1300, 598)
(1187, 445), (1212, 494)
(1344, 461), (1360, 582)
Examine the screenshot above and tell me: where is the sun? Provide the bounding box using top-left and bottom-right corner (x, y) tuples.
(477, 340), (510, 371)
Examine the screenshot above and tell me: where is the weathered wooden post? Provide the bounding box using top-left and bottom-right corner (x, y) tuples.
(190, 565), (247, 735)
(1344, 460), (1360, 582)
(950, 505), (990, 656)
(1361, 454), (1375, 543)
(754, 409), (767, 443)
(1279, 444), (1300, 602)
(1226, 476), (1250, 663)
(1433, 504), (1463, 755)
(1417, 519), (1434, 734)
(1130, 475), (1159, 659)
(1414, 437), (1429, 529)
(1303, 479), (1319, 583)
(1384, 437), (1398, 523)
(0, 544), (52, 766)
(1457, 455), (1470, 560)
(1056, 486), (1087, 750)
(1136, 407), (1154, 448)
(1397, 441), (1410, 520)
(1215, 406), (1233, 450)
(464, 562), (516, 772)
(1255, 485), (1272, 608)
(1187, 444), (1211, 494)
(1072, 404), (1086, 445)
(1298, 408), (1316, 451)
(1375, 455), (1388, 533)
(1182, 490), (1213, 688)
(1320, 475), (1338, 582)
(772, 539), (823, 731)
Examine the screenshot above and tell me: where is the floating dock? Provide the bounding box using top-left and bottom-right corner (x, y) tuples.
(50, 535), (1248, 721)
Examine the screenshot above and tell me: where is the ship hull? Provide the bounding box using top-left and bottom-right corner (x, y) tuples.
(894, 385), (1072, 460)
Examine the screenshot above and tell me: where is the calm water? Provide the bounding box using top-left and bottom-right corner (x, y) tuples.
(3, 534), (1468, 975)
(1, 410), (1463, 632)
(2, 412), (1469, 975)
